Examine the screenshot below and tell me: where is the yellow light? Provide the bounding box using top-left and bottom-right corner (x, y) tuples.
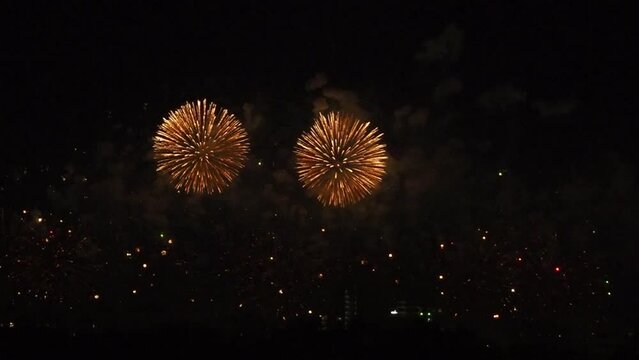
(438, 275), (444, 280)
(308, 310), (313, 314)
(168, 239), (173, 244)
(153, 100), (250, 194)
(493, 314), (500, 319)
(388, 253), (393, 258)
(125, 252), (132, 257)
(269, 256), (274, 261)
(93, 294), (100, 300)
(142, 263), (147, 269)
(321, 228), (325, 232)
(37, 217), (43, 223)
(294, 111), (387, 207)
(161, 250), (167, 256)
(132, 290), (137, 294)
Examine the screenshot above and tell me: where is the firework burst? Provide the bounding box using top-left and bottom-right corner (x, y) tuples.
(295, 112), (387, 207)
(153, 100), (250, 194)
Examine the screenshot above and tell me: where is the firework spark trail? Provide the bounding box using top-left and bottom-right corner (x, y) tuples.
(295, 112), (387, 206)
(153, 100), (250, 194)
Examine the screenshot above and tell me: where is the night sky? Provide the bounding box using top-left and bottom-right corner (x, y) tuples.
(0, 1), (636, 357)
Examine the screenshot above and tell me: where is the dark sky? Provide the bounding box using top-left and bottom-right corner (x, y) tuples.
(1, 2), (632, 159)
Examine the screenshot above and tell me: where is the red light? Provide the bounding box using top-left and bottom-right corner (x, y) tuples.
(554, 266), (560, 273)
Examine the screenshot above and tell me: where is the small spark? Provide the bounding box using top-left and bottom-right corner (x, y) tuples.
(388, 253), (393, 258)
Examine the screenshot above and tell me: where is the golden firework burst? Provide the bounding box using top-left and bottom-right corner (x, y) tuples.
(295, 111), (387, 207)
(153, 100), (250, 194)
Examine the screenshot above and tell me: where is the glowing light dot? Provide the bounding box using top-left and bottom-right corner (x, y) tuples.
(238, 303), (243, 308)
(321, 228), (325, 232)
(269, 256), (274, 261)
(605, 280), (609, 284)
(278, 289), (284, 294)
(493, 314), (500, 319)
(168, 239), (173, 244)
(388, 253), (393, 258)
(142, 264), (148, 269)
(93, 294), (100, 300)
(135, 247), (141, 253)
(555, 266), (561, 273)
(419, 312), (424, 316)
(390, 310), (398, 315)
(160, 233), (164, 238)
(517, 257), (522, 262)
(318, 273), (324, 279)
(511, 288), (516, 293)
(125, 252), (132, 257)
(22, 210), (27, 214)
(160, 250), (167, 256)
(258, 161), (262, 166)
(440, 291), (444, 295)
(308, 310), (313, 314)
(9, 322), (14, 328)
(132, 290), (137, 294)
(37, 217), (43, 223)
(607, 292), (611, 296)
(481, 236), (486, 240)
(498, 172), (503, 176)
(438, 275), (444, 280)
(440, 243), (445, 249)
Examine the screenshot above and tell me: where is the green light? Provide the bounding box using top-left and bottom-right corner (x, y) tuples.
(427, 312), (431, 316)
(160, 233), (164, 238)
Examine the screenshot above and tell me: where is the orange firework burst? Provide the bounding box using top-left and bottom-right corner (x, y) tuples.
(153, 100), (250, 194)
(295, 112), (387, 207)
